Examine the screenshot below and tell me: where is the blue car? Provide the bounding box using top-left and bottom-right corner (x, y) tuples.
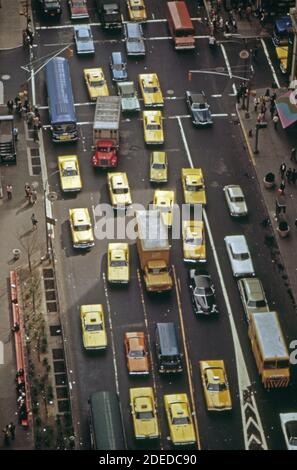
(74, 25), (95, 55)
(110, 52), (128, 81)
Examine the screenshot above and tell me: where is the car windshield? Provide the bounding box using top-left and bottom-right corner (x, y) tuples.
(75, 224), (90, 231)
(186, 183), (202, 191)
(63, 168), (77, 177)
(85, 322), (103, 332)
(207, 382), (227, 391)
(156, 205), (171, 212)
(233, 252), (249, 260)
(113, 63), (124, 71)
(264, 360), (289, 369)
(231, 196), (244, 202)
(53, 123), (76, 133)
(128, 38), (141, 43)
(110, 260), (127, 267)
(74, 1), (86, 7)
(131, 5), (144, 10)
(136, 411), (153, 420)
(98, 146), (112, 152)
(129, 349), (144, 358)
(148, 267), (168, 274)
(289, 437), (297, 446)
(144, 86), (159, 93)
(147, 124), (160, 130)
(172, 416), (190, 425)
(248, 299), (267, 308)
(78, 31), (91, 41)
(152, 163), (166, 169)
(113, 187), (128, 194)
(195, 287), (212, 296)
(186, 236), (201, 245)
(90, 79), (105, 87)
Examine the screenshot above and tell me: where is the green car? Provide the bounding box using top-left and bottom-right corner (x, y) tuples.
(149, 152), (168, 183)
(237, 277), (270, 322)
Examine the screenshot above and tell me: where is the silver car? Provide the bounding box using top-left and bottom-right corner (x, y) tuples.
(237, 277), (269, 321)
(74, 25), (95, 55)
(280, 413), (297, 450)
(224, 235), (255, 278)
(223, 185), (248, 217)
(124, 22), (146, 56)
(117, 81), (140, 112)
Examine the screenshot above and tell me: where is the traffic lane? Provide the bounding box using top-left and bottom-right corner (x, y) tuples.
(263, 37), (289, 88)
(221, 38), (275, 89)
(0, 49), (29, 102)
(181, 114), (297, 448)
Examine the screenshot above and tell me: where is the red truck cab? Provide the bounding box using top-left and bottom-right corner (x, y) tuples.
(92, 139), (118, 168)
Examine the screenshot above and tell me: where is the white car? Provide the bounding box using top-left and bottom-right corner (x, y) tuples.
(280, 413), (297, 450)
(224, 235), (255, 278)
(223, 185), (248, 217)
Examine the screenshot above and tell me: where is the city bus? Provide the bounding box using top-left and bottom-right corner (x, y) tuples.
(166, 1), (195, 50)
(248, 311), (290, 389)
(88, 391), (126, 450)
(45, 57), (78, 143)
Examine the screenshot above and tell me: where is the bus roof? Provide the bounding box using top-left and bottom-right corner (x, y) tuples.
(251, 311), (289, 359)
(167, 1), (194, 31)
(45, 57), (76, 125)
(89, 391), (126, 450)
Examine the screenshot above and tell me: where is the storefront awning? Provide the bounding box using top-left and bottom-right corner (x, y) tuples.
(276, 90), (297, 128)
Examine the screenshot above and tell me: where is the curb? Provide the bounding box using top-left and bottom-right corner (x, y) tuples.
(235, 104), (256, 166)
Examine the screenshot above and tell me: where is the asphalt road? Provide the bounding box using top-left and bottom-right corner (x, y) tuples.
(19, 0), (297, 450)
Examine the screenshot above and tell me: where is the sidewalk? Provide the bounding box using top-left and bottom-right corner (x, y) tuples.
(237, 88), (297, 305)
(0, 0), (27, 50)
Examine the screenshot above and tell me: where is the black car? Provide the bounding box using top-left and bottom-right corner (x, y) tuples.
(188, 269), (218, 315)
(185, 90), (213, 126)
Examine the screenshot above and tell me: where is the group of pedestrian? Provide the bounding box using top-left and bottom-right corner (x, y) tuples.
(253, 89), (279, 128)
(2, 423), (15, 446)
(25, 183), (37, 205)
(15, 368), (28, 425)
(279, 162), (297, 189)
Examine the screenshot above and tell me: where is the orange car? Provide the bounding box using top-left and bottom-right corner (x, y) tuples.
(125, 332), (149, 375)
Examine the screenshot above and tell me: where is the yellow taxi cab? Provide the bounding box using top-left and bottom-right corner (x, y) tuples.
(107, 172), (132, 210)
(164, 394), (196, 446)
(130, 387), (159, 440)
(84, 68), (109, 101)
(80, 304), (107, 350)
(107, 243), (129, 284)
(200, 360), (232, 411)
(153, 190), (175, 227)
(143, 111), (164, 145)
(58, 155), (82, 192)
(149, 151), (168, 183)
(276, 46), (288, 73)
(182, 168), (206, 206)
(127, 0), (147, 22)
(182, 218), (206, 263)
(138, 73), (164, 107)
(69, 208), (95, 249)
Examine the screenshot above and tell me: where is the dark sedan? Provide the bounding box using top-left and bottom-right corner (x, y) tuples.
(110, 52), (128, 81)
(186, 90), (213, 126)
(188, 269), (218, 316)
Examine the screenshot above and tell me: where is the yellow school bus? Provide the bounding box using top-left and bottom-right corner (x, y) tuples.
(248, 311), (290, 388)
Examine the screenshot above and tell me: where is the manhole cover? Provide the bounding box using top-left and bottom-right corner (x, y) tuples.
(239, 49), (250, 60)
(48, 192), (58, 201)
(1, 75), (10, 81)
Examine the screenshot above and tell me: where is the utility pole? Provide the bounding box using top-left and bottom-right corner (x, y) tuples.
(290, 2), (297, 83)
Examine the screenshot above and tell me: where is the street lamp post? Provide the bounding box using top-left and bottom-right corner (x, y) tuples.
(290, 4), (297, 83)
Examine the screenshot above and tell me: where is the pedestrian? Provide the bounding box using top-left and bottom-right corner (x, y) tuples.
(31, 213), (38, 230)
(25, 183), (31, 198)
(23, 97), (29, 113)
(270, 103), (276, 119)
(286, 168), (293, 184)
(273, 114), (279, 130)
(279, 180), (286, 195)
(280, 162), (287, 179)
(11, 322), (20, 333)
(295, 218), (297, 229)
(27, 109), (35, 127)
(13, 127), (18, 142)
(6, 184), (13, 200)
(236, 89), (242, 104)
(30, 189), (37, 204)
(34, 106), (40, 119)
(16, 100), (22, 118)
(292, 168), (297, 184)
(254, 97), (260, 112)
(260, 103), (266, 115)
(271, 91), (277, 103)
(7, 99), (14, 114)
(8, 423), (15, 440)
(291, 147), (297, 162)
(257, 112), (265, 123)
(3, 426), (10, 446)
(265, 88), (270, 100)
(33, 125), (39, 142)
(246, 5), (252, 21)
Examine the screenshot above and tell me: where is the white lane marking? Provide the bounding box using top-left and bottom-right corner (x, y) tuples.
(172, 265), (200, 450)
(178, 117), (267, 450)
(0, 80), (4, 105)
(212, 94), (222, 98)
(230, 83), (238, 96)
(177, 117), (194, 167)
(102, 273), (120, 396)
(261, 39), (280, 89)
(220, 43), (233, 78)
(43, 35), (209, 47)
(91, 204), (97, 229)
(35, 17), (203, 30)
